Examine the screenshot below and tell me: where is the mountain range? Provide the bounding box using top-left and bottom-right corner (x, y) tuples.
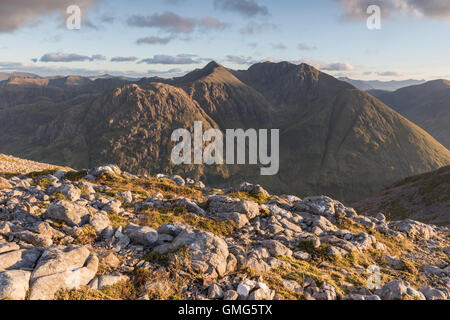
(0, 61), (449, 204)
(368, 80), (450, 149)
(339, 77), (426, 91)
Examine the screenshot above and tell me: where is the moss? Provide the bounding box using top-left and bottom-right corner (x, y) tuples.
(0, 172), (20, 179)
(226, 191), (271, 204)
(26, 169), (59, 179)
(107, 212), (129, 228)
(50, 192), (66, 201)
(74, 225), (98, 245)
(144, 251), (174, 267)
(55, 281), (136, 300)
(295, 240), (331, 260)
(63, 170), (87, 182)
(35, 177), (52, 188)
(139, 207), (236, 237)
(96, 175), (203, 200)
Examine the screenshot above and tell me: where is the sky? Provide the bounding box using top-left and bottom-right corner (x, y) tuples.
(0, 0), (449, 80)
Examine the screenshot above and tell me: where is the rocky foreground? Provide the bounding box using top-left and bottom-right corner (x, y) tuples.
(0, 165), (449, 300)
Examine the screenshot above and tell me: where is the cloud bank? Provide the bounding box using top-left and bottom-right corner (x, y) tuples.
(40, 53), (106, 62)
(214, 0), (269, 17)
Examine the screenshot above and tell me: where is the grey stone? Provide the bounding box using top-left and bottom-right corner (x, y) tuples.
(389, 220), (435, 240)
(93, 274), (129, 290)
(208, 284), (223, 299)
(293, 251), (311, 261)
(13, 230), (53, 248)
(223, 290), (239, 300)
(0, 270), (31, 300)
(237, 279), (257, 298)
(283, 279), (302, 294)
(0, 248), (42, 271)
(208, 195), (260, 219)
(44, 201), (90, 227)
(262, 240), (292, 257)
(377, 281), (425, 300)
(420, 286), (447, 300)
(0, 242), (20, 254)
(124, 224), (158, 246)
(57, 184), (81, 201)
(29, 245), (98, 300)
(89, 211), (111, 234)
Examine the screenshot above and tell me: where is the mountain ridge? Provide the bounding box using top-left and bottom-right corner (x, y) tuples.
(0, 61), (449, 204)
(369, 79), (450, 149)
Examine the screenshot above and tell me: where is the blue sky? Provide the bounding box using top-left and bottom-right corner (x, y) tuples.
(0, 0), (449, 80)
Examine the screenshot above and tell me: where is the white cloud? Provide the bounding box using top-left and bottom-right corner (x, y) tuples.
(138, 54), (201, 65)
(110, 56), (139, 62)
(127, 12), (229, 34)
(376, 71), (405, 77)
(214, 0), (269, 17)
(298, 59), (355, 71)
(298, 43), (317, 51)
(40, 52), (106, 62)
(240, 22), (278, 35)
(225, 55), (257, 65)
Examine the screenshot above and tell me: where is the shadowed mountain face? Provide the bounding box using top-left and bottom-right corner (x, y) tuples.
(0, 61), (449, 203)
(354, 166), (450, 225)
(369, 80), (450, 149)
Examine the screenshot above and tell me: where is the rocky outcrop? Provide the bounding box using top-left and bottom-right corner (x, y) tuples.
(0, 165), (449, 300)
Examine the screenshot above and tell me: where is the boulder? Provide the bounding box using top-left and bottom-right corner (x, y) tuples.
(12, 230), (53, 248)
(44, 201), (90, 227)
(208, 283), (223, 299)
(419, 286), (448, 300)
(89, 273), (129, 290)
(168, 224), (229, 277)
(89, 211), (111, 234)
(57, 184), (81, 201)
(223, 290), (239, 300)
(283, 279), (303, 294)
(0, 241), (20, 254)
(262, 240), (292, 257)
(377, 281), (425, 300)
(0, 270), (31, 300)
(389, 220), (436, 240)
(237, 279), (257, 298)
(208, 196), (260, 219)
(0, 248), (42, 271)
(124, 224), (158, 246)
(29, 245), (98, 300)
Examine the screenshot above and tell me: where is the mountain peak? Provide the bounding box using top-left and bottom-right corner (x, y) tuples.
(204, 60), (222, 70)
(175, 61), (237, 84)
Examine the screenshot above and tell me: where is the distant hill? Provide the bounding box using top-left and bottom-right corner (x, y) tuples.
(370, 80), (450, 149)
(0, 61), (449, 203)
(339, 77), (425, 91)
(355, 166), (450, 225)
(0, 71), (40, 81)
